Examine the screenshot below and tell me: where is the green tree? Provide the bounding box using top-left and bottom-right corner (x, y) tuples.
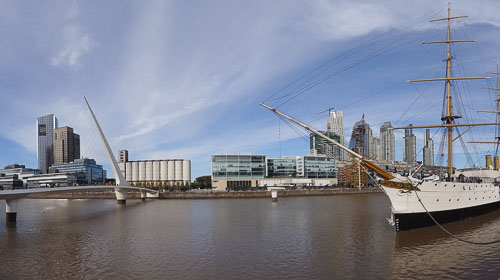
(193, 175), (212, 189)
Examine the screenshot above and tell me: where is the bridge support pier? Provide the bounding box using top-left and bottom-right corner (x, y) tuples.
(140, 191), (146, 201)
(115, 188), (127, 204)
(5, 199), (18, 223)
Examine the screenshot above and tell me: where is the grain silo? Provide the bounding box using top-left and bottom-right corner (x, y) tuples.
(132, 161), (139, 182)
(139, 161), (146, 181)
(167, 160), (175, 181)
(160, 160), (168, 181)
(125, 162), (132, 181)
(146, 161), (153, 181)
(153, 161), (160, 181)
(182, 160), (191, 183)
(174, 160), (182, 181)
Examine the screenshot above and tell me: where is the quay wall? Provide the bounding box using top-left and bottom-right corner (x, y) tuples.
(27, 188), (382, 200)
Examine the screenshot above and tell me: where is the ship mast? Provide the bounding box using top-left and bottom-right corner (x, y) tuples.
(396, 4), (494, 175)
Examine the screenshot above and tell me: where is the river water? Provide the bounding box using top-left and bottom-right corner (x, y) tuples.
(0, 193), (499, 279)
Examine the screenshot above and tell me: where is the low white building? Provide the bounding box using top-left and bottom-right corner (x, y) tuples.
(117, 150), (191, 186)
(26, 173), (77, 188)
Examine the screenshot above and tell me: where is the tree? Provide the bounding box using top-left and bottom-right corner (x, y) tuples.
(193, 175), (212, 189)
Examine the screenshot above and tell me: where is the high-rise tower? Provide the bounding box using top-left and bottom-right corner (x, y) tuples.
(326, 110), (346, 160)
(379, 122), (395, 162)
(310, 131), (341, 159)
(53, 126), (80, 165)
(37, 114), (58, 173)
(403, 124), (417, 164)
(349, 115), (373, 158)
(423, 129), (434, 166)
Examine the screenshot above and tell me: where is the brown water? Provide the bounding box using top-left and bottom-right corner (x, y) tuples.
(0, 193), (499, 279)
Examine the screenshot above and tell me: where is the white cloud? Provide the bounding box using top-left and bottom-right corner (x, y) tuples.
(3, 0), (500, 176)
(300, 0), (395, 40)
(51, 24), (95, 68)
(64, 1), (79, 20)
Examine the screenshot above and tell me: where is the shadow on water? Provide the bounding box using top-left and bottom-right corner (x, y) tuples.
(391, 210), (500, 279)
(0, 198), (154, 231)
(394, 209), (500, 248)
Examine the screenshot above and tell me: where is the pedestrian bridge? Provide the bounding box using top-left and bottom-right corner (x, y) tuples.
(0, 186), (158, 223)
(0, 96), (157, 223)
(0, 185), (157, 200)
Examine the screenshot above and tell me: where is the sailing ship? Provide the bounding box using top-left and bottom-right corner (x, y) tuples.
(261, 5), (500, 231)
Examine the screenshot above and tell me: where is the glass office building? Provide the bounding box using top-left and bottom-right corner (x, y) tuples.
(303, 156), (337, 178)
(211, 155), (266, 180)
(267, 156), (337, 178)
(267, 157), (298, 177)
(37, 114), (58, 173)
(51, 158), (106, 185)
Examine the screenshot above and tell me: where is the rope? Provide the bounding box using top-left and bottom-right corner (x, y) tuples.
(366, 169), (500, 245)
(413, 189), (500, 245)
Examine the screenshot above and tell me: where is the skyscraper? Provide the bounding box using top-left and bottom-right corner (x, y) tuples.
(379, 122), (395, 162)
(37, 114), (58, 173)
(423, 129), (434, 166)
(403, 124), (417, 164)
(326, 110), (346, 160)
(310, 131), (341, 159)
(53, 126), (80, 165)
(371, 136), (380, 160)
(349, 115), (373, 158)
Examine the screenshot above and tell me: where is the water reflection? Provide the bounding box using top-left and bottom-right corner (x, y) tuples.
(0, 195), (499, 279)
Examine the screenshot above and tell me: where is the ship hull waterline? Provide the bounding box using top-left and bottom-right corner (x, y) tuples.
(393, 199), (500, 231)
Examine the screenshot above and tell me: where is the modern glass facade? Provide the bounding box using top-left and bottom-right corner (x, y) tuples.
(303, 156), (337, 178)
(310, 131), (342, 160)
(211, 155), (266, 180)
(37, 114), (58, 173)
(267, 156), (337, 178)
(51, 158), (106, 185)
(267, 157), (297, 177)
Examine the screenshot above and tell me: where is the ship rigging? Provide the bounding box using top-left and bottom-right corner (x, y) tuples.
(261, 4), (500, 232)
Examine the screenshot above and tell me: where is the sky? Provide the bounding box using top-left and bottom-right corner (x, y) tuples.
(2, 0), (500, 179)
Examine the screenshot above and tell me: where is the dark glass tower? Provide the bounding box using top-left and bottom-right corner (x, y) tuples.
(37, 114), (58, 173)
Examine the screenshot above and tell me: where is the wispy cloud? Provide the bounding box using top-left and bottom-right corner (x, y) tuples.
(51, 2), (95, 68)
(51, 24), (95, 68)
(2, 0), (500, 176)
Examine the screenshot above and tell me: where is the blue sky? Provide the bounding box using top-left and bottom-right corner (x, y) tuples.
(1, 0), (500, 179)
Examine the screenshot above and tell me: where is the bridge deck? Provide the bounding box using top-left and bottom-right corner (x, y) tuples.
(0, 186), (156, 200)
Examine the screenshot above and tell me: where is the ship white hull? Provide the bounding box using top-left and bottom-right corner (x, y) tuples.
(381, 181), (500, 231)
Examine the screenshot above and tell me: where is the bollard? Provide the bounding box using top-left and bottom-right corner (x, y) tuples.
(271, 190), (278, 202)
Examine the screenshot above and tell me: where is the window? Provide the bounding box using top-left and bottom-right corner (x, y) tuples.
(38, 124), (47, 136)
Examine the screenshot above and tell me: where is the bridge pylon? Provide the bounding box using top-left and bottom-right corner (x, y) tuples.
(84, 96), (135, 204)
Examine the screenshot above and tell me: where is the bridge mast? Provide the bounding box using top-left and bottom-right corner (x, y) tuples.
(84, 96), (129, 203)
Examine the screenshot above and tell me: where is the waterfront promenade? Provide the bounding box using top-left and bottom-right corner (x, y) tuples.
(26, 187), (381, 200)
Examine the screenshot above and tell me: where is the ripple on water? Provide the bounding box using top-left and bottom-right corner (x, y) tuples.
(0, 196), (499, 279)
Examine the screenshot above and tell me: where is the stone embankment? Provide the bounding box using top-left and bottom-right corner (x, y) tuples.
(28, 187), (382, 200)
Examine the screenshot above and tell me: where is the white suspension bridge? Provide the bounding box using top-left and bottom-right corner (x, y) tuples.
(0, 97), (158, 223)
